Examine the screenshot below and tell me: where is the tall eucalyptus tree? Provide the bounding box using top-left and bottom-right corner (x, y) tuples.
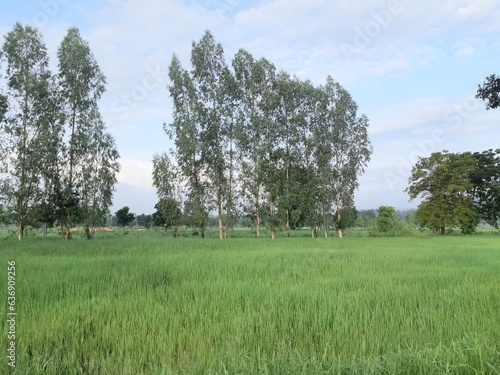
(315, 77), (372, 238)
(232, 50), (276, 237)
(80, 111), (120, 239)
(190, 31), (234, 239)
(272, 72), (297, 237)
(57, 27), (107, 239)
(164, 31), (372, 239)
(290, 79), (322, 237)
(167, 54), (208, 237)
(0, 23), (59, 240)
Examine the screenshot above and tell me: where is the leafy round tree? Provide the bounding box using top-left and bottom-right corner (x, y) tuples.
(406, 151), (479, 235)
(469, 149), (500, 229)
(376, 206), (399, 235)
(115, 206), (135, 227)
(154, 198), (182, 237)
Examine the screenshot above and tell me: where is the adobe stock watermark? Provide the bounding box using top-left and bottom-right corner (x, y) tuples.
(112, 64), (168, 120)
(384, 95), (482, 191)
(21, 0), (72, 28)
(340, 0), (404, 59)
(6, 261), (17, 369)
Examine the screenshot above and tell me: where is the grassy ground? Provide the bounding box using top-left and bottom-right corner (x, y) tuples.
(0, 231), (499, 374)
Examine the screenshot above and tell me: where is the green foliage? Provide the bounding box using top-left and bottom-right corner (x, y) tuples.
(115, 206), (135, 227)
(136, 214), (152, 228)
(233, 49), (277, 238)
(167, 53), (208, 238)
(407, 151), (479, 235)
(1, 236), (499, 374)
(355, 209), (377, 227)
(152, 153), (177, 199)
(0, 92), (7, 122)
(0, 24), (117, 240)
(470, 149), (500, 229)
(0, 206), (15, 225)
(166, 32), (372, 239)
(57, 27), (109, 239)
(154, 198), (182, 237)
(335, 206), (358, 231)
(0, 23), (56, 240)
(79, 111), (120, 239)
(376, 205), (400, 234)
(314, 77), (372, 238)
(151, 153), (185, 237)
(476, 74), (500, 109)
(189, 31), (235, 239)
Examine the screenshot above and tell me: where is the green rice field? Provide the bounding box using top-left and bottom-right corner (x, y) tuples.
(1, 231), (499, 374)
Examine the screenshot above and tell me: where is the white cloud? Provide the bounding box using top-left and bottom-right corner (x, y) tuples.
(454, 46), (475, 57)
(111, 182), (158, 214)
(368, 97), (451, 136)
(454, 0), (499, 22)
(117, 158), (154, 190)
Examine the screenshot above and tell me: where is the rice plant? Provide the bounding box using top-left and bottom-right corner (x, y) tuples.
(0, 234), (499, 374)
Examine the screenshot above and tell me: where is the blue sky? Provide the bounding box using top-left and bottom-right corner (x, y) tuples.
(1, 0), (499, 215)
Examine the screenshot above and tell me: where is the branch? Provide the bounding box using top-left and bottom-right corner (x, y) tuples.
(3, 229), (18, 240)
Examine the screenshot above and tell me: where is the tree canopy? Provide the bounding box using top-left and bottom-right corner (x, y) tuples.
(115, 206), (135, 227)
(476, 74), (500, 110)
(164, 30), (372, 239)
(0, 23), (119, 240)
(0, 23), (55, 240)
(407, 150), (499, 234)
(469, 149), (500, 228)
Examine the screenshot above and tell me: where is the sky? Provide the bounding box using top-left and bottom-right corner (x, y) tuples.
(1, 0), (499, 215)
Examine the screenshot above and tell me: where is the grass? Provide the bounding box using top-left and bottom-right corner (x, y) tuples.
(0, 232), (499, 374)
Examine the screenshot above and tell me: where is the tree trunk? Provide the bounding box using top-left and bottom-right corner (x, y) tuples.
(256, 214), (260, 238)
(286, 158), (290, 238)
(226, 130), (234, 240)
(255, 190), (260, 238)
(440, 226), (445, 235)
(322, 202), (328, 239)
(84, 225), (94, 240)
(224, 216), (230, 238)
(65, 213), (71, 240)
(18, 221), (24, 241)
(65, 107), (77, 241)
(218, 193), (223, 240)
(218, 215), (223, 239)
(270, 199), (276, 239)
(286, 208), (290, 238)
(336, 190), (342, 238)
(18, 92), (28, 242)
